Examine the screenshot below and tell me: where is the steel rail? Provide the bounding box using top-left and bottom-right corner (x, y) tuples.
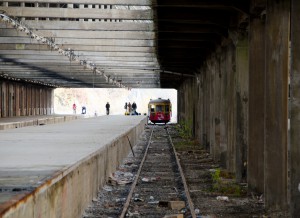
(120, 125), (196, 217)
(166, 127), (197, 218)
(119, 125), (155, 218)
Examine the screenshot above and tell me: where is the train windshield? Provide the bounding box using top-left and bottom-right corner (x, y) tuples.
(156, 105), (163, 112)
(165, 105), (169, 112)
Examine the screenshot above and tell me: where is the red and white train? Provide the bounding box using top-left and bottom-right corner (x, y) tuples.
(148, 98), (172, 124)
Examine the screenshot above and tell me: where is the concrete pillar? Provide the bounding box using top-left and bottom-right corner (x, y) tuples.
(0, 81), (2, 118)
(79, 4), (84, 21)
(101, 5), (105, 22)
(38, 89), (41, 115)
(194, 73), (201, 143)
(32, 87), (36, 115)
(204, 69), (210, 149)
(88, 5), (92, 22)
(248, 15), (266, 194)
(26, 86), (31, 115)
(226, 44), (236, 173)
(198, 73), (204, 146)
(35, 3), (39, 21)
(42, 89), (46, 115)
(67, 4), (73, 22)
(95, 5), (99, 22)
(21, 86), (25, 116)
(8, 83), (14, 117)
(15, 85), (20, 116)
(3, 82), (7, 117)
(214, 53), (221, 161)
(209, 59), (216, 155)
(265, 0), (289, 210)
(20, 2), (25, 21)
(235, 35), (249, 182)
(290, 0), (300, 216)
(46, 3), (49, 20)
(219, 47), (228, 168)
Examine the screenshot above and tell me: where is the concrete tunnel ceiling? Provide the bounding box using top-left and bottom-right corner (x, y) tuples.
(0, 0), (249, 89)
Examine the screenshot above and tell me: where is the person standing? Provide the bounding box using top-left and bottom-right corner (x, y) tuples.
(73, 103), (77, 114)
(128, 102), (132, 114)
(132, 102), (137, 115)
(124, 102), (128, 114)
(81, 106), (86, 114)
(106, 102), (110, 115)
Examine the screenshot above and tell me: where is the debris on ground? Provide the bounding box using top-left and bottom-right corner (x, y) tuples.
(83, 124), (282, 217)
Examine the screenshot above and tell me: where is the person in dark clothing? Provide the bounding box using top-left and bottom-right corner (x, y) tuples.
(132, 102), (137, 115)
(81, 106), (86, 114)
(106, 102), (110, 115)
(124, 102), (128, 113)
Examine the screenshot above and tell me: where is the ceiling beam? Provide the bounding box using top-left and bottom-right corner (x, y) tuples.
(1, 7), (152, 20)
(4, 0), (152, 6)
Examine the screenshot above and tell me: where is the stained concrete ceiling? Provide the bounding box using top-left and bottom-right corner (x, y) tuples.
(0, 0), (249, 89)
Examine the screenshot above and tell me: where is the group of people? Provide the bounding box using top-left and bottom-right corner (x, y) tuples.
(72, 101), (137, 116)
(124, 102), (138, 115)
(73, 103), (87, 115)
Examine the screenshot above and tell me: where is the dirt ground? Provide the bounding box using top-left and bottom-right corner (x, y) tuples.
(167, 124), (289, 218)
(83, 124), (290, 218)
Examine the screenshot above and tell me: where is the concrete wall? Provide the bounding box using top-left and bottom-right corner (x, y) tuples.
(177, 0), (291, 213)
(178, 36), (248, 180)
(0, 80), (54, 118)
(290, 0), (300, 216)
(1, 117), (147, 218)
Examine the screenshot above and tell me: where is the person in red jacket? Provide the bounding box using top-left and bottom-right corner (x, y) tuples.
(72, 103), (77, 114)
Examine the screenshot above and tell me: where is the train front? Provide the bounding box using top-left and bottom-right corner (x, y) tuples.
(148, 98), (172, 124)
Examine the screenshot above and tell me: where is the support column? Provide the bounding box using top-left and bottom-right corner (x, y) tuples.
(8, 83), (14, 117)
(209, 59), (216, 155)
(290, 0), (300, 216)
(214, 53), (221, 161)
(265, 0), (289, 209)
(226, 44), (236, 173)
(21, 86), (25, 116)
(27, 86), (31, 115)
(95, 5), (99, 22)
(79, 4), (84, 21)
(248, 15), (266, 194)
(88, 5), (92, 22)
(204, 69), (210, 150)
(235, 35), (249, 182)
(34, 3), (39, 21)
(198, 72), (205, 146)
(50, 89), (54, 115)
(15, 85), (20, 116)
(220, 47), (228, 168)
(0, 82), (1, 118)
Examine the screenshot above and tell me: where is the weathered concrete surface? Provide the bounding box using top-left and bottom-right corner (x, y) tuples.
(0, 115), (147, 218)
(264, 0), (289, 210)
(248, 15), (266, 194)
(0, 81), (54, 118)
(290, 0), (300, 216)
(235, 36), (249, 183)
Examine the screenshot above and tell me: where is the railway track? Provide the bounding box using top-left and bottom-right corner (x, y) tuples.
(83, 125), (196, 218)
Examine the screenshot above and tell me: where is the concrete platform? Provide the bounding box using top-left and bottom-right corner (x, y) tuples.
(0, 114), (83, 130)
(0, 115), (147, 218)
